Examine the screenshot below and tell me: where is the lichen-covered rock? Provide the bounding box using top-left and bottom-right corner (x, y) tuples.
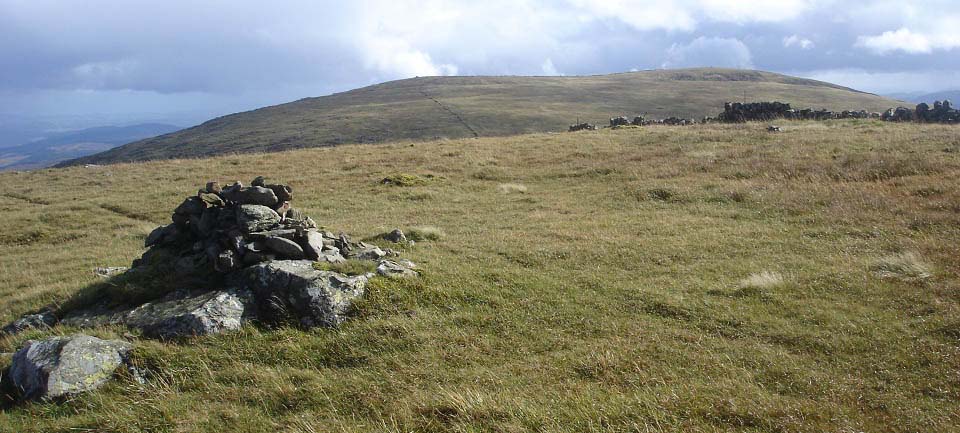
(318, 247), (346, 263)
(236, 204), (281, 233)
(376, 260), (419, 279)
(9, 335), (132, 400)
(238, 260), (367, 328)
(2, 310), (57, 335)
(352, 244), (386, 261)
(125, 289), (252, 339)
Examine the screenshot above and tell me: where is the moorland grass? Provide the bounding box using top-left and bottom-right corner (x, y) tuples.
(0, 120), (958, 432)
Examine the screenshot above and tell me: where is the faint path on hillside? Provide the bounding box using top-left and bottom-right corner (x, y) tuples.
(419, 85), (480, 138)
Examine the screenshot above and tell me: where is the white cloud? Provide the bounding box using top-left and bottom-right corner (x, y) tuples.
(856, 28), (935, 54)
(783, 35), (814, 50)
(662, 37), (753, 69)
(568, 0), (697, 31)
(357, 36), (458, 78)
(541, 58), (562, 76)
(699, 0), (813, 23)
(569, 0), (815, 31)
(855, 16), (960, 54)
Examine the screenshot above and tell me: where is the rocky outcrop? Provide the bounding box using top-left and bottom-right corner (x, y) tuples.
(8, 335), (133, 400)
(376, 260), (419, 279)
(236, 260), (369, 328)
(124, 289), (252, 339)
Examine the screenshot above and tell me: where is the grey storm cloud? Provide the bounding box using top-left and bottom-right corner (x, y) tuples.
(2, 0), (959, 120)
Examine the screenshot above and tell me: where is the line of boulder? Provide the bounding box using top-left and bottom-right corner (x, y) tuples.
(569, 100), (960, 131)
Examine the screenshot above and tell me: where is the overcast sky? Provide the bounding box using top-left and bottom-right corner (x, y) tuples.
(2, 0), (959, 126)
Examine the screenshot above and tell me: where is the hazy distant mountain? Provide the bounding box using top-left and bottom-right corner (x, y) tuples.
(61, 68), (902, 166)
(885, 90), (960, 104)
(0, 123), (181, 170)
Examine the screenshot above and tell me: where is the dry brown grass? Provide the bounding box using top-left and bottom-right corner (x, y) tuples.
(0, 120), (959, 432)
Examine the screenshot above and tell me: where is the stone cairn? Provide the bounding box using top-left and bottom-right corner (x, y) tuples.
(139, 176), (342, 274)
(2, 177), (420, 401)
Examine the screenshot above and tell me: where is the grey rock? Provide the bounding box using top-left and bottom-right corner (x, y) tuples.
(246, 229), (299, 241)
(59, 303), (130, 328)
(301, 230), (325, 260)
(174, 253), (209, 276)
(10, 335), (133, 400)
(226, 186), (278, 207)
(198, 192), (224, 208)
(2, 310), (57, 335)
(264, 236), (305, 259)
(125, 289), (252, 339)
(239, 260), (367, 328)
(266, 183), (293, 202)
(174, 196), (204, 215)
(376, 260), (419, 279)
(145, 224), (180, 247)
(94, 266), (128, 278)
(242, 251), (274, 265)
(236, 204), (281, 233)
(353, 245), (386, 261)
(384, 228), (407, 243)
(145, 225), (168, 247)
(318, 248), (346, 264)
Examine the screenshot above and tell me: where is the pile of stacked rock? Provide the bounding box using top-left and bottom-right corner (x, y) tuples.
(138, 176), (351, 276)
(1, 176), (422, 401)
(4, 176), (419, 340)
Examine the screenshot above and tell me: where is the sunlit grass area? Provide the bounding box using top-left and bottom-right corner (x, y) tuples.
(1, 120), (958, 432)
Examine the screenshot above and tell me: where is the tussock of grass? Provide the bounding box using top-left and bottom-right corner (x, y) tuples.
(872, 252), (933, 281)
(497, 183), (528, 194)
(647, 187), (680, 202)
(406, 226), (444, 242)
(380, 173), (434, 187)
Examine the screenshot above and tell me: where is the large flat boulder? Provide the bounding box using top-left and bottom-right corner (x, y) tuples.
(9, 335), (133, 400)
(237, 260), (367, 328)
(125, 289), (252, 339)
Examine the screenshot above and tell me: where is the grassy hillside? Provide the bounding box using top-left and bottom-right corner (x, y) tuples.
(3, 121), (959, 432)
(61, 68), (903, 166)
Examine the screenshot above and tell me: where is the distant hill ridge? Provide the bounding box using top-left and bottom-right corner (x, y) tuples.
(2, 123), (180, 170)
(60, 68), (902, 166)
